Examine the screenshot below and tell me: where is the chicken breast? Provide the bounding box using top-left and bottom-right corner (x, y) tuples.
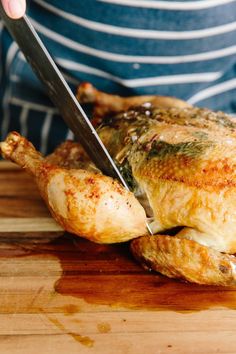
(99, 105), (236, 254)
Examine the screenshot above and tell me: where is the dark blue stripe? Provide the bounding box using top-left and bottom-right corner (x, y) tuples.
(34, 0), (236, 31)
(24, 30), (236, 74)
(27, 109), (49, 151)
(196, 88), (236, 112)
(29, 4), (236, 57)
(6, 104), (21, 136)
(46, 113), (70, 153)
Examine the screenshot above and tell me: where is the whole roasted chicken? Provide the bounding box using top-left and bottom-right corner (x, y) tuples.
(1, 83), (236, 286)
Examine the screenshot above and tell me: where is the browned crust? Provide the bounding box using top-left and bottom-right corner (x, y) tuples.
(45, 140), (92, 170)
(138, 156), (236, 191)
(0, 132), (147, 244)
(131, 235), (236, 286)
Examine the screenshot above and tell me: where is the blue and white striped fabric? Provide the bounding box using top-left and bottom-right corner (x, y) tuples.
(1, 0), (236, 153)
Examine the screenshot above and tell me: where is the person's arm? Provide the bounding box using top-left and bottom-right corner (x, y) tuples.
(1, 0), (26, 19)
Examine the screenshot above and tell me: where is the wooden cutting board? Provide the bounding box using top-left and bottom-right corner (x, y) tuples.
(0, 161), (236, 354)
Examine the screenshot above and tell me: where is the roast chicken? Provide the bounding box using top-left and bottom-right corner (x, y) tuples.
(1, 83), (236, 286)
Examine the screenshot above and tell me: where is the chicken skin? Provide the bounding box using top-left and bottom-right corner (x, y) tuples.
(0, 132), (147, 244)
(1, 84), (236, 286)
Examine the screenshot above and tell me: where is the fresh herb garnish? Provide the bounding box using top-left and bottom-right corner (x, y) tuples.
(118, 160), (137, 191)
(147, 140), (213, 159)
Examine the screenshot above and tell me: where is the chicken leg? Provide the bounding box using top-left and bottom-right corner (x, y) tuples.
(0, 132), (147, 243)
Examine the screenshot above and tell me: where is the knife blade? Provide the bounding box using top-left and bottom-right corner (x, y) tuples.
(0, 7), (152, 234)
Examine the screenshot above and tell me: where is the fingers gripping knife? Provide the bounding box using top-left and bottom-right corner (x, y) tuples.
(0, 6), (152, 234)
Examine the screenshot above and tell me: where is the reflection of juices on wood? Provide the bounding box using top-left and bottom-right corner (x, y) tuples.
(53, 235), (236, 313)
(1, 234), (236, 312)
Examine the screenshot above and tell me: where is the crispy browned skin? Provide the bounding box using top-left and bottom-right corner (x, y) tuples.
(2, 84), (236, 285)
(131, 235), (236, 286)
(96, 104), (236, 251)
(0, 132), (147, 243)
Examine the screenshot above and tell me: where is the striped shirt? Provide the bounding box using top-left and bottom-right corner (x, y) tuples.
(1, 0), (236, 154)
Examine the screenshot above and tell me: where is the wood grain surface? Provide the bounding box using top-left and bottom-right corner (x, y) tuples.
(0, 161), (236, 354)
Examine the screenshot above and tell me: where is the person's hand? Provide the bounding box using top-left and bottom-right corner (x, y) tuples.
(1, 0), (26, 19)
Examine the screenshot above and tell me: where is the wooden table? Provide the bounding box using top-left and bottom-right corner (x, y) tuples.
(0, 161), (236, 354)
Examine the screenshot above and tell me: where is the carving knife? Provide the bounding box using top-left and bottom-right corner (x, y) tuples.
(0, 7), (152, 234)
